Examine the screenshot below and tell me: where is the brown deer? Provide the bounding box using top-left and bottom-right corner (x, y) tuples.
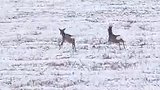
(59, 28), (76, 51)
(108, 25), (125, 49)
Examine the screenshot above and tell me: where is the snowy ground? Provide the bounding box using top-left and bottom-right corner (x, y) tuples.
(0, 0), (160, 90)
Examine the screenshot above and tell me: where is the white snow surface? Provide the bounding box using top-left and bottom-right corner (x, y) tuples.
(0, 0), (160, 90)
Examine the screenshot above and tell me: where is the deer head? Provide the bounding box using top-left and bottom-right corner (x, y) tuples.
(59, 28), (66, 35)
(108, 25), (113, 35)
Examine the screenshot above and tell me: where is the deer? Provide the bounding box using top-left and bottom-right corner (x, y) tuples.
(59, 28), (76, 51)
(108, 25), (125, 50)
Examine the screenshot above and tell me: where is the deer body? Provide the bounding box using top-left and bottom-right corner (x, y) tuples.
(108, 25), (125, 49)
(59, 28), (76, 51)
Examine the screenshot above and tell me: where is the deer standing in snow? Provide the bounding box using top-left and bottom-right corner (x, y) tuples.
(108, 25), (125, 49)
(59, 28), (76, 51)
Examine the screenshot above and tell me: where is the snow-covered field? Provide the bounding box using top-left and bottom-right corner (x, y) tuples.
(0, 0), (160, 89)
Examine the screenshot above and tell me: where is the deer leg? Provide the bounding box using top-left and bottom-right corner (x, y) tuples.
(119, 43), (121, 50)
(59, 39), (64, 50)
(72, 44), (75, 51)
(72, 39), (76, 52)
(123, 42), (125, 49)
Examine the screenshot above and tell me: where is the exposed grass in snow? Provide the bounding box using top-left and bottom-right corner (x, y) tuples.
(0, 0), (160, 90)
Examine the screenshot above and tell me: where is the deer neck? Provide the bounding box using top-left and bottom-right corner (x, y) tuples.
(108, 27), (113, 36)
(61, 32), (65, 37)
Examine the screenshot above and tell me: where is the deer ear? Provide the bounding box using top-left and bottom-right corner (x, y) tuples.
(63, 28), (66, 30)
(59, 28), (63, 31)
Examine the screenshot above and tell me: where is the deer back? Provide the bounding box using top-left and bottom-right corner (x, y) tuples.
(63, 33), (74, 43)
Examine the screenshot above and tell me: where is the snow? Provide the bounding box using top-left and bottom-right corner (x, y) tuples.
(0, 0), (160, 90)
